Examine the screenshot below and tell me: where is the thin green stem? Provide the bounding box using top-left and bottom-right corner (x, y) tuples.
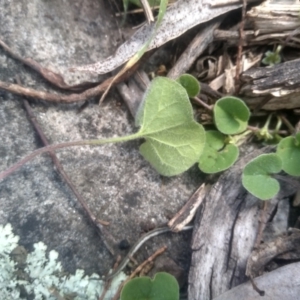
(262, 113), (273, 131)
(228, 130), (253, 147)
(0, 133), (141, 182)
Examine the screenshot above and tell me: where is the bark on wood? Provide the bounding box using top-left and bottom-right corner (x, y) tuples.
(241, 58), (300, 92)
(167, 18), (223, 79)
(246, 1), (300, 35)
(208, 1), (300, 108)
(214, 1), (300, 47)
(241, 58), (300, 110)
(246, 228), (300, 279)
(188, 147), (300, 300)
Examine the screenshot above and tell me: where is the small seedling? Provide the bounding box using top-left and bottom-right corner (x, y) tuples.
(1, 73), (299, 203)
(135, 77), (205, 175)
(193, 91), (298, 201)
(255, 114), (274, 142)
(262, 45), (282, 66)
(0, 77), (205, 180)
(120, 272), (179, 300)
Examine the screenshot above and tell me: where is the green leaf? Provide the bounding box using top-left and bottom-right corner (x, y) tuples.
(176, 74), (200, 97)
(276, 132), (300, 176)
(135, 77), (205, 176)
(198, 131), (239, 173)
(262, 50), (281, 66)
(242, 153), (282, 200)
(121, 272), (179, 300)
(213, 96), (250, 135)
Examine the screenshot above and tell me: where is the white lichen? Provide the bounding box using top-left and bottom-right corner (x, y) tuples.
(0, 223), (127, 300)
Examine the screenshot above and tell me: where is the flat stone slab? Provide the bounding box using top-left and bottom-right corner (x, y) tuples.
(0, 0), (202, 277)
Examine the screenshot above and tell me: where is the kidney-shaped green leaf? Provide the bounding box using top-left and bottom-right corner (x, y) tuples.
(198, 131), (239, 173)
(121, 272), (179, 300)
(276, 132), (300, 176)
(242, 153), (282, 200)
(213, 96), (250, 135)
(176, 74), (200, 98)
(135, 77), (205, 176)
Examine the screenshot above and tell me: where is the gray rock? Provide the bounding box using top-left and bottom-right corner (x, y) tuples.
(0, 0), (202, 277)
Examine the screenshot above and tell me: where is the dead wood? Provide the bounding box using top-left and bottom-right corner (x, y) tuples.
(242, 58), (300, 93)
(188, 146), (300, 300)
(240, 58), (300, 110)
(168, 183), (209, 232)
(214, 1), (300, 47)
(0, 61), (140, 103)
(75, 0), (250, 75)
(247, 1), (300, 35)
(117, 71), (150, 117)
(246, 228), (300, 279)
(167, 18), (223, 79)
(236, 1), (300, 109)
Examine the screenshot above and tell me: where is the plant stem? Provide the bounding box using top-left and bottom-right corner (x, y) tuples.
(279, 114), (294, 134)
(0, 133), (141, 182)
(193, 96), (213, 112)
(246, 125), (257, 131)
(247, 125), (288, 136)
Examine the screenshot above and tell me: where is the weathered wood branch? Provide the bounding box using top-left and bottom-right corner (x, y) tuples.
(234, 1), (300, 110)
(241, 58), (300, 110)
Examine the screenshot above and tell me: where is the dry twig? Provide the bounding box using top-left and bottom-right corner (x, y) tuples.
(0, 61), (140, 103)
(0, 38), (96, 92)
(0, 36), (145, 104)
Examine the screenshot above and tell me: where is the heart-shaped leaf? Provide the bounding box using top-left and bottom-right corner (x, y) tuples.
(135, 77), (205, 176)
(276, 132), (300, 176)
(121, 272), (179, 300)
(198, 131), (239, 173)
(242, 153), (282, 200)
(176, 74), (200, 98)
(214, 96), (250, 135)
